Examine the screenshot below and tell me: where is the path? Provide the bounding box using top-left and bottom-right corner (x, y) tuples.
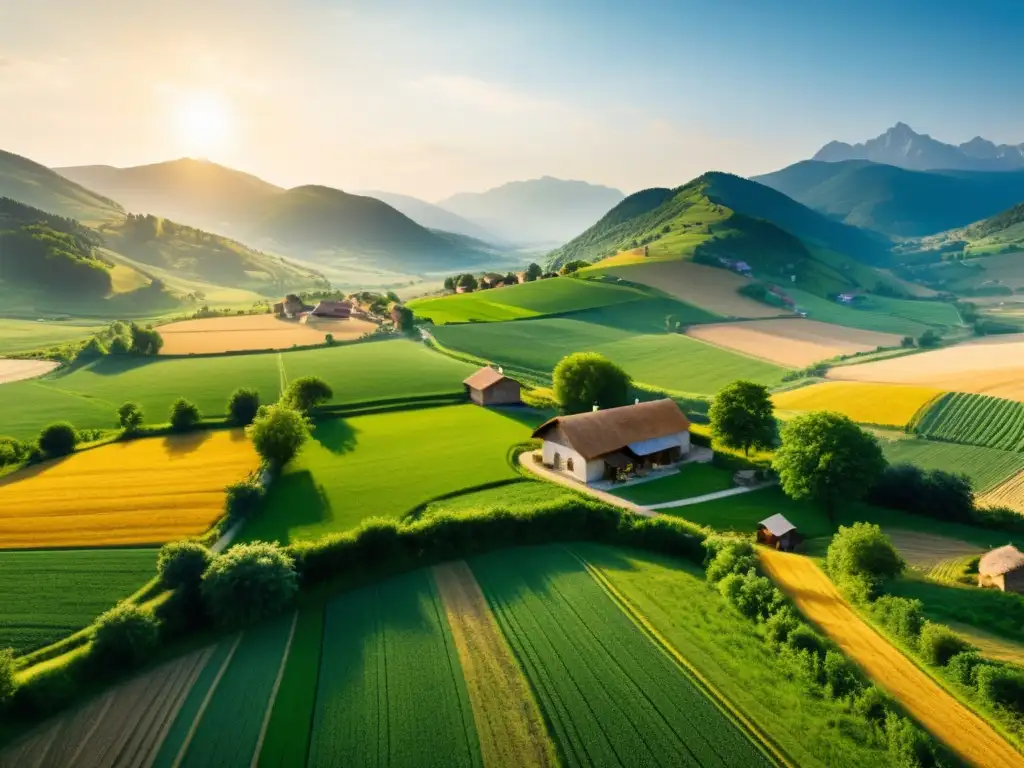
(645, 484), (771, 510)
(760, 549), (1024, 768)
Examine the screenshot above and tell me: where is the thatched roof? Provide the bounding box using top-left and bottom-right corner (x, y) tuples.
(463, 367), (516, 391)
(979, 544), (1024, 577)
(758, 514), (797, 538)
(532, 399), (690, 460)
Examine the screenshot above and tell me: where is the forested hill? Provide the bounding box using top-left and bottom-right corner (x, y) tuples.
(0, 150), (123, 223)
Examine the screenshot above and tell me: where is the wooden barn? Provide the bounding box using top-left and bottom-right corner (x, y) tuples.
(757, 514), (800, 552)
(978, 544), (1024, 593)
(309, 300), (352, 319)
(463, 367), (522, 406)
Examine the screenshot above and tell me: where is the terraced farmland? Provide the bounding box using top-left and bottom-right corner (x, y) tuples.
(881, 437), (1024, 492)
(914, 391), (1024, 450)
(0, 430), (259, 548)
(773, 381), (942, 428)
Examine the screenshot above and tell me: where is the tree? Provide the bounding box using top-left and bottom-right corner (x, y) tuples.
(117, 402), (144, 432)
(559, 260), (590, 275)
(0, 437), (28, 467)
(526, 263), (543, 282)
(457, 273), (478, 292)
(129, 323), (164, 355)
(773, 412), (886, 519)
(201, 542), (298, 627)
(227, 388), (260, 426)
(324, 332), (335, 346)
(247, 405), (310, 467)
(169, 398), (201, 432)
(826, 522), (904, 599)
(443, 276), (456, 291)
(108, 335), (130, 355)
(917, 329), (940, 348)
(38, 422), (77, 458)
(392, 304), (414, 333)
(553, 352), (631, 414)
(225, 477), (265, 521)
(281, 376), (333, 414)
(90, 603), (159, 668)
(76, 336), (107, 361)
(709, 381), (775, 456)
(157, 540), (213, 590)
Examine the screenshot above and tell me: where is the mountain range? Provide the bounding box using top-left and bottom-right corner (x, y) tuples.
(1, 150), (123, 223)
(813, 123), (1024, 172)
(358, 190), (500, 243)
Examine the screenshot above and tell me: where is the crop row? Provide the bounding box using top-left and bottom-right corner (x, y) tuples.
(882, 438), (1024, 492)
(915, 392), (1024, 451)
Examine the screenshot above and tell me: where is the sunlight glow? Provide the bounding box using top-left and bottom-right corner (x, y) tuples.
(174, 92), (232, 156)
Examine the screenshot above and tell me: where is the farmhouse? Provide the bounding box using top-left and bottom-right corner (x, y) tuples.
(757, 514), (801, 552)
(978, 544), (1024, 593)
(463, 366), (522, 406)
(532, 398), (691, 484)
(308, 300), (352, 319)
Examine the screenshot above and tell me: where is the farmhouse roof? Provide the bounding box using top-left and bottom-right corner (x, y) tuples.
(463, 366), (516, 391)
(979, 544), (1024, 577)
(311, 300), (352, 315)
(531, 398), (690, 461)
(758, 514), (797, 538)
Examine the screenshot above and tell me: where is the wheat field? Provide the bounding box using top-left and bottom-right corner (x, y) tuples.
(773, 381), (942, 428)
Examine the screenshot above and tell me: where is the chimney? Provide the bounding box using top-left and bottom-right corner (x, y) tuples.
(634, 398), (640, 405)
(498, 366), (503, 374)
(592, 404), (599, 412)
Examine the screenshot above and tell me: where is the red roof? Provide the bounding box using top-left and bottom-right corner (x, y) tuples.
(463, 367), (515, 391)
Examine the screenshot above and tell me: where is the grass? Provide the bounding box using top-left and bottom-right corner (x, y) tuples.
(421, 479), (586, 517)
(0, 318), (107, 355)
(773, 381), (943, 428)
(576, 543), (890, 767)
(785, 288), (934, 336)
(470, 545), (772, 767)
(433, 303), (786, 395)
(307, 568), (482, 767)
(0, 339), (477, 441)
(881, 436), (1024, 492)
(241, 405), (534, 544)
(866, 295), (963, 327)
(0, 548), (156, 654)
(914, 392), (1024, 451)
(0, 430), (259, 548)
(610, 463), (735, 505)
(887, 576), (1024, 645)
(408, 277), (651, 324)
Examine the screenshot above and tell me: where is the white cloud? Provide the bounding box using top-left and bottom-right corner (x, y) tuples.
(410, 74), (569, 117)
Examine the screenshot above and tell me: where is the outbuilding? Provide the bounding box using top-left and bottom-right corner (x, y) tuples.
(308, 300), (352, 319)
(978, 544), (1024, 593)
(463, 367), (522, 406)
(531, 398), (691, 484)
(757, 514), (800, 551)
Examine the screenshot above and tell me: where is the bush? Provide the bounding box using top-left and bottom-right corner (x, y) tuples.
(703, 536), (757, 583)
(826, 522), (904, 600)
(0, 647), (15, 706)
(201, 542), (298, 628)
(947, 651), (985, 687)
(853, 685), (891, 724)
(117, 402), (144, 432)
(281, 376), (333, 414)
(169, 398), (201, 432)
(129, 323), (164, 355)
(918, 622), (973, 666)
(823, 649), (859, 699)
(871, 595), (925, 644)
(885, 713), (939, 768)
(717, 569), (783, 620)
(0, 436), (28, 467)
(90, 603), (160, 668)
(552, 352), (631, 414)
(763, 606), (801, 649)
(247, 405), (310, 467)
(38, 421), (78, 458)
(868, 464), (974, 524)
(157, 540), (213, 590)
(225, 476), (266, 521)
(976, 664), (1024, 714)
(227, 388), (260, 426)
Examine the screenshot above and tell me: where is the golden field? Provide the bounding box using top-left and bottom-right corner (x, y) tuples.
(772, 381), (942, 427)
(0, 359), (59, 384)
(979, 469), (1024, 513)
(0, 430), (258, 548)
(158, 314), (378, 355)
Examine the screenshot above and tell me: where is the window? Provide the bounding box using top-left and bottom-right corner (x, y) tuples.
(567, 458), (575, 472)
(553, 452), (561, 469)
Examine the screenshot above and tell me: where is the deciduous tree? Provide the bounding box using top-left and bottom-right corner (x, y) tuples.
(709, 380), (775, 456)
(553, 352), (631, 414)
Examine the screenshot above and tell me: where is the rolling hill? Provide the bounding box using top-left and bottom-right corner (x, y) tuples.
(0, 150), (123, 223)
(753, 160), (1024, 237)
(359, 190), (500, 243)
(438, 176), (624, 245)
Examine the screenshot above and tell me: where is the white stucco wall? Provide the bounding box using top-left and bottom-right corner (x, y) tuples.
(542, 440), (597, 484)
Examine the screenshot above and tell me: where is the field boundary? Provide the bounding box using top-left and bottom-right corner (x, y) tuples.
(570, 546), (794, 768)
(172, 633), (241, 768)
(404, 478), (532, 520)
(250, 611), (298, 768)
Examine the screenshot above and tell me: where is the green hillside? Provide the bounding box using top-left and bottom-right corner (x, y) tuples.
(0, 149), (123, 223)
(938, 202), (1024, 257)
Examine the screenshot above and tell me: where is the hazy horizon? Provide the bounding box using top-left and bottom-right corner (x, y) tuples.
(4, 0), (1023, 200)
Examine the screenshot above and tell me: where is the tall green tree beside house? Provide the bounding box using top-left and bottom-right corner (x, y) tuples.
(553, 352), (631, 414)
(709, 380), (775, 456)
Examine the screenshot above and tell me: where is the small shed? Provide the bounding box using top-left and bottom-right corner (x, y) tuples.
(757, 514), (801, 552)
(978, 544), (1024, 593)
(463, 367), (521, 406)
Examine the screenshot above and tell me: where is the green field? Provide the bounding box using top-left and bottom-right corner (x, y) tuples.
(241, 405), (533, 544)
(307, 569), (481, 768)
(888, 576), (1024, 645)
(470, 546), (772, 767)
(915, 392), (1024, 451)
(0, 548), (156, 653)
(611, 463), (735, 505)
(409, 277), (655, 324)
(0, 318), (107, 355)
(433, 303), (785, 395)
(0, 339), (477, 441)
(785, 289), (935, 335)
(881, 437), (1024, 492)
(421, 479), (586, 517)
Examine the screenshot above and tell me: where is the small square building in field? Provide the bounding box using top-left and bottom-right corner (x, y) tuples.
(757, 514), (801, 552)
(532, 398), (691, 485)
(979, 545), (1024, 593)
(463, 367), (522, 406)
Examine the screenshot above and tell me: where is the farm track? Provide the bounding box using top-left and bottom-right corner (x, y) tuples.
(760, 549), (1024, 768)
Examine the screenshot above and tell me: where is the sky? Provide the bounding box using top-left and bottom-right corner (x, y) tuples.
(3, 0), (1024, 200)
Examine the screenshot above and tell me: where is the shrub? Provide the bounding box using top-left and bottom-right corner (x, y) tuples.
(169, 398), (201, 432)
(76, 336), (107, 361)
(225, 476), (266, 521)
(826, 522), (904, 600)
(10, 655), (82, 716)
(281, 376), (333, 414)
(90, 603), (160, 668)
(918, 622), (973, 666)
(703, 536), (757, 583)
(108, 335), (130, 355)
(976, 664), (1024, 714)
(853, 685), (891, 724)
(201, 542), (298, 628)
(324, 332), (335, 345)
(129, 323), (164, 355)
(0, 647), (15, 706)
(247, 405), (310, 467)
(552, 352), (631, 414)
(0, 436), (28, 467)
(868, 464), (974, 524)
(227, 388), (260, 426)
(718, 569), (783, 620)
(871, 595), (925, 645)
(117, 402), (144, 432)
(786, 623), (828, 658)
(157, 540), (213, 590)
(38, 422), (78, 458)
(823, 649), (859, 699)
(885, 713), (939, 768)
(947, 651), (985, 687)
(764, 606), (801, 649)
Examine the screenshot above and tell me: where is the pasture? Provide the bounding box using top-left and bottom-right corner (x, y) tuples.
(0, 339), (477, 441)
(773, 381), (942, 428)
(880, 436), (1024, 492)
(0, 548), (156, 653)
(785, 288), (933, 336)
(0, 430), (258, 548)
(157, 314), (377, 355)
(240, 405), (533, 544)
(686, 318), (903, 367)
(914, 391), (1024, 451)
(0, 318), (106, 355)
(0, 358), (58, 384)
(610, 463), (734, 505)
(829, 333), (1024, 401)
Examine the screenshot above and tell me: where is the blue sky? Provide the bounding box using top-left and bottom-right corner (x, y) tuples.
(2, 0), (1022, 198)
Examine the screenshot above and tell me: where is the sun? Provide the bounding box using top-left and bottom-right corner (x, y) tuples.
(174, 92), (232, 156)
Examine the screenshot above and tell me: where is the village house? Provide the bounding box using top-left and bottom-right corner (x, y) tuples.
(307, 300), (352, 319)
(463, 366), (522, 406)
(757, 514), (801, 552)
(531, 398), (691, 484)
(978, 544), (1024, 594)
